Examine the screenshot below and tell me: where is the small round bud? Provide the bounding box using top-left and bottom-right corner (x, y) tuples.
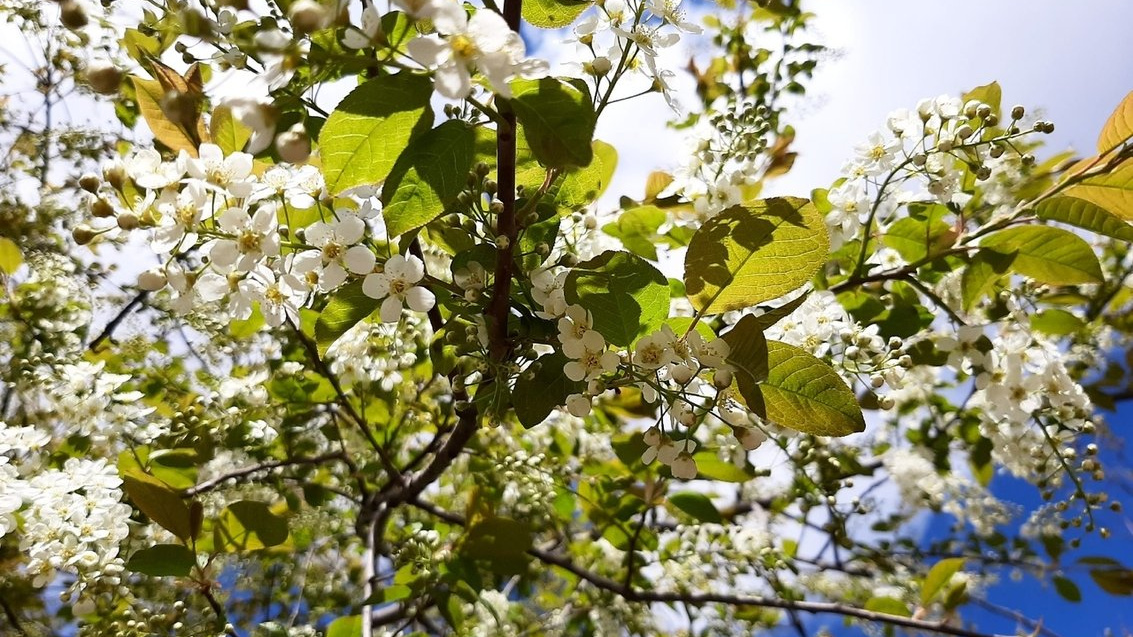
(584, 216), (597, 230)
(559, 254), (579, 268)
(870, 375), (885, 389)
(495, 235), (510, 250)
(117, 212), (140, 230)
(288, 0), (330, 34)
(59, 0), (89, 29)
(976, 104), (992, 119)
(475, 162), (490, 177)
(535, 242), (550, 257)
(137, 268), (167, 291)
(79, 173), (101, 193)
(936, 138), (954, 153)
(1010, 105), (1025, 120)
(84, 60), (122, 95)
(91, 198), (115, 218)
(713, 369), (733, 390)
(483, 179), (498, 195)
(670, 364), (694, 385)
(976, 166), (992, 181)
(489, 201), (504, 215)
(590, 56), (612, 77)
(72, 225), (97, 245)
(1021, 153), (1036, 166)
(955, 124), (973, 140)
(984, 114), (999, 127)
(989, 143), (1005, 159)
(275, 123), (312, 163)
(521, 212), (540, 227)
(911, 153), (927, 167)
(878, 396), (895, 410)
(963, 100), (981, 118)
(103, 164), (125, 190)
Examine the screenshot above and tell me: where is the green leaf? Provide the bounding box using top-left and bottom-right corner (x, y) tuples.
(121, 469), (193, 542)
(668, 491), (722, 523)
(1097, 90), (1133, 155)
(315, 281), (380, 355)
(1064, 163), (1133, 223)
(508, 78), (595, 169)
(513, 353), (586, 428)
(1053, 575), (1082, 603)
(126, 544), (196, 577)
(214, 500), (289, 551)
(462, 517), (532, 575)
(1030, 309), (1085, 336)
(1089, 566), (1133, 596)
(604, 205), (666, 260)
(319, 73), (433, 195)
(882, 214), (955, 263)
(961, 248), (1015, 311)
(209, 104), (251, 154)
(962, 81), (1001, 118)
(326, 615), (362, 637)
(691, 452), (755, 483)
(1036, 196), (1133, 242)
(381, 120), (476, 238)
(359, 585), (411, 606)
(684, 197), (828, 315)
(552, 140), (617, 211)
(564, 250), (670, 347)
(720, 314), (768, 415)
(863, 596), (911, 617)
(758, 341), (865, 437)
(0, 237), (23, 275)
(522, 0), (591, 28)
(981, 225), (1103, 285)
(921, 557), (965, 605)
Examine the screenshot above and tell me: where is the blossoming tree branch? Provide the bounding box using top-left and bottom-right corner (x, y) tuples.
(1, 0), (1133, 635)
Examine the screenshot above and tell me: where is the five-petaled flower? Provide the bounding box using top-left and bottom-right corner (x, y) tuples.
(362, 254), (436, 323)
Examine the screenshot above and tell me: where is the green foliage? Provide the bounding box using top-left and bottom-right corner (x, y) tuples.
(318, 73), (434, 195)
(522, 0), (592, 28)
(981, 225), (1104, 285)
(381, 120), (477, 238)
(513, 352), (585, 428)
(684, 197), (828, 315)
(0, 237), (23, 275)
(315, 281), (379, 355)
(564, 251), (670, 347)
(921, 558), (965, 605)
(720, 314), (769, 414)
(1036, 196), (1133, 242)
(120, 469), (194, 542)
(508, 77), (596, 169)
(125, 544), (196, 577)
(759, 341), (865, 436)
(668, 491), (723, 523)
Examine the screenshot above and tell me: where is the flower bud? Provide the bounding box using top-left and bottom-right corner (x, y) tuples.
(59, 0), (88, 29)
(878, 396), (895, 410)
(72, 225), (97, 245)
(713, 369), (733, 390)
(84, 60), (122, 95)
(117, 212), (140, 230)
(975, 104), (992, 120)
(103, 163), (125, 190)
(495, 235), (510, 250)
(669, 364), (694, 385)
(78, 173), (101, 193)
(1011, 105), (1025, 120)
(137, 268), (167, 291)
(91, 198), (115, 218)
(275, 123), (311, 163)
(288, 0), (330, 34)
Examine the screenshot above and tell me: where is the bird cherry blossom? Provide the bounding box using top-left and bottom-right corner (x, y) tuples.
(362, 254), (436, 323)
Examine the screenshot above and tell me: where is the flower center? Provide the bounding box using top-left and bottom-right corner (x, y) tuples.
(450, 34), (478, 61)
(322, 242), (343, 261)
(238, 229), (262, 253)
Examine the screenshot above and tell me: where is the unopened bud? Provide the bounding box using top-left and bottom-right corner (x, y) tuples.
(288, 0), (330, 33)
(713, 369), (733, 390)
(103, 164), (125, 190)
(495, 235), (510, 250)
(91, 198), (115, 218)
(275, 123), (311, 163)
(84, 60), (122, 95)
(72, 225), (97, 245)
(117, 212), (140, 230)
(1011, 105), (1025, 120)
(79, 173), (101, 193)
(137, 268), (167, 291)
(59, 0), (88, 29)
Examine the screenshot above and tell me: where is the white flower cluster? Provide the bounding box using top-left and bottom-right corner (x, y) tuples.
(882, 447), (1012, 537)
(348, 0), (548, 99)
(651, 522), (772, 593)
(83, 143), (436, 330)
(325, 315), (427, 389)
(569, 0), (700, 110)
(0, 426), (131, 612)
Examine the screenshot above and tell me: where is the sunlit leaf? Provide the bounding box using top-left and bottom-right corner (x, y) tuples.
(758, 341), (865, 437)
(564, 250), (669, 347)
(508, 77), (595, 169)
(981, 225), (1103, 285)
(1097, 90), (1133, 155)
(380, 120), (476, 238)
(319, 73), (433, 195)
(684, 197), (828, 315)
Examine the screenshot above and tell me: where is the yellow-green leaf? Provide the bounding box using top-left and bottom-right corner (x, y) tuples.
(522, 0), (592, 29)
(961, 249), (1014, 311)
(0, 237), (22, 275)
(315, 281), (379, 356)
(508, 77), (595, 169)
(319, 73), (434, 195)
(380, 120), (476, 238)
(1036, 195), (1133, 242)
(758, 341), (865, 437)
(121, 469), (193, 542)
(684, 197), (828, 315)
(1063, 163), (1133, 222)
(981, 225), (1103, 285)
(864, 596), (911, 618)
(922, 557), (965, 605)
(126, 544), (195, 577)
(1097, 90), (1133, 155)
(213, 500), (289, 551)
(131, 76), (199, 155)
(210, 104), (251, 155)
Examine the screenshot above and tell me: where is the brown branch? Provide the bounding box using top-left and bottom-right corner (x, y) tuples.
(183, 452), (346, 496)
(409, 499), (1004, 637)
(88, 291), (148, 351)
(0, 595), (28, 637)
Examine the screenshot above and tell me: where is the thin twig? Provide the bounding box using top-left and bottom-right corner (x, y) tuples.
(183, 452), (345, 496)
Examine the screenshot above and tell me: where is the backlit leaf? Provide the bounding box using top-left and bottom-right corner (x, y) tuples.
(758, 341), (865, 437)
(1097, 90), (1133, 155)
(315, 281), (379, 356)
(121, 469), (193, 542)
(1036, 196), (1133, 242)
(684, 197), (828, 315)
(981, 225), (1103, 285)
(508, 78), (595, 169)
(380, 120), (476, 238)
(523, 0), (591, 28)
(565, 250), (669, 347)
(319, 73), (433, 195)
